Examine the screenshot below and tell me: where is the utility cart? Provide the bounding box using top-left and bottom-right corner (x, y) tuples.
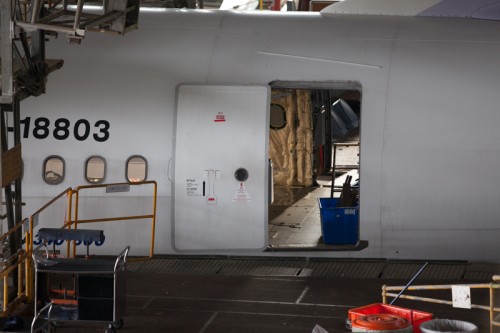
(31, 228), (130, 333)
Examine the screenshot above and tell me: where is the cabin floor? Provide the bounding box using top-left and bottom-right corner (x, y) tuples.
(268, 183), (329, 249)
(268, 174), (365, 251)
(12, 257), (497, 333)
(268, 139), (361, 251)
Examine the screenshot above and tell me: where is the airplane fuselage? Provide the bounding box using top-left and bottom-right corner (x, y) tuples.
(21, 9), (500, 262)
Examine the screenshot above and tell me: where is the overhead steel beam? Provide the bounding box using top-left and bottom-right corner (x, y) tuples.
(15, 0), (139, 42)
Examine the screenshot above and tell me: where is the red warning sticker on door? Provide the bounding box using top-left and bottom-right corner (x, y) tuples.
(233, 182), (252, 202)
(214, 112), (226, 122)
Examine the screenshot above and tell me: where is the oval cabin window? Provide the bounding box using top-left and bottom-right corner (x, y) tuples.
(126, 155), (147, 183)
(85, 156), (106, 184)
(43, 156), (65, 185)
(270, 104), (286, 130)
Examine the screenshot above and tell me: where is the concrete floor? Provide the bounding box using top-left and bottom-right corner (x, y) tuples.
(11, 257), (498, 333)
(119, 271), (491, 333)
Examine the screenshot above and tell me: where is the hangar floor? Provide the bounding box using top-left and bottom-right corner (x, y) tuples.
(15, 257), (499, 332)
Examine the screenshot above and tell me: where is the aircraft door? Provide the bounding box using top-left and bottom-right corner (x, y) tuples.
(172, 85), (270, 252)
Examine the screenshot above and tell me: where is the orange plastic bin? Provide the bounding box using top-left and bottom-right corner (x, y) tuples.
(348, 303), (433, 333)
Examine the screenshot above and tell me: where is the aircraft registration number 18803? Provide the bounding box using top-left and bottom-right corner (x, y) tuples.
(8, 117), (110, 142)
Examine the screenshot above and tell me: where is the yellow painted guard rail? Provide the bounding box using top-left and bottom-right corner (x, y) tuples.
(382, 278), (500, 333)
(0, 181), (157, 315)
(0, 218), (29, 313)
(64, 180), (157, 261)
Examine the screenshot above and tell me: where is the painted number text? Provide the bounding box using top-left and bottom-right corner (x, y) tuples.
(18, 117), (110, 142)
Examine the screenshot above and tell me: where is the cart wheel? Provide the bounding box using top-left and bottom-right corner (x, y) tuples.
(112, 319), (124, 329)
(105, 325), (116, 333)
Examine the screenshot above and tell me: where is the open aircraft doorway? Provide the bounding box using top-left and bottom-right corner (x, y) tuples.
(267, 82), (366, 251)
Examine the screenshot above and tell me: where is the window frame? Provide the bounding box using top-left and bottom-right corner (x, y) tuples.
(269, 103), (287, 130)
(125, 155), (148, 183)
(43, 155), (65, 185)
(84, 155), (107, 184)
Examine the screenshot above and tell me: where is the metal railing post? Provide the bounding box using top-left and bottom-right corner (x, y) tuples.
(150, 182), (157, 259)
(382, 284), (387, 304)
(27, 217), (34, 300)
(3, 273), (8, 311)
(66, 189), (74, 258)
(17, 253), (22, 298)
(73, 189), (80, 258)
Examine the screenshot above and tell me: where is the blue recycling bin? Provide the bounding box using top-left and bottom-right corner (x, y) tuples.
(318, 198), (359, 245)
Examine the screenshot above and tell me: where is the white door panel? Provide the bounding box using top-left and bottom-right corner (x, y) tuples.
(172, 85), (270, 252)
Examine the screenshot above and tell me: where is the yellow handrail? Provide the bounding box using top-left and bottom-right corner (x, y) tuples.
(30, 188), (73, 218)
(67, 181), (157, 261)
(0, 218), (25, 243)
(25, 188), (73, 302)
(0, 217), (30, 314)
(0, 251), (28, 313)
(28, 187), (73, 252)
(2, 182), (156, 315)
(382, 279), (500, 333)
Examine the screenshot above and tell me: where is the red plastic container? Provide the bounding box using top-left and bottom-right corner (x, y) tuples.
(348, 303), (433, 333)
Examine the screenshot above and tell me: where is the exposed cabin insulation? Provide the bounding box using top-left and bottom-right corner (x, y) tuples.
(270, 89), (313, 186)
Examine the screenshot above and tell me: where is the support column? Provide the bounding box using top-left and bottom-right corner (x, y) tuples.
(1, 0), (14, 104)
(323, 90), (332, 174)
(13, 99), (22, 251)
(0, 104), (20, 301)
(0, 0), (13, 260)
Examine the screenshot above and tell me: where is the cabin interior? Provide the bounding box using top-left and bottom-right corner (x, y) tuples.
(268, 82), (362, 251)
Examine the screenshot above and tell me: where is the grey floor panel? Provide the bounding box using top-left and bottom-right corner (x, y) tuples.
(205, 312), (341, 333)
(300, 278), (391, 307)
(269, 205), (312, 224)
(136, 258), (225, 275)
(129, 258), (500, 280)
(127, 273), (309, 303)
(145, 296), (347, 318)
(121, 308), (216, 332)
(417, 264), (467, 280)
(463, 270), (496, 281)
(302, 261), (385, 278)
(126, 260), (145, 272)
(381, 263), (428, 279)
(217, 259), (304, 276)
(463, 263), (500, 281)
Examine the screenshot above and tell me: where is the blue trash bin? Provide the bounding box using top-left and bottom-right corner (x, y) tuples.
(318, 198), (359, 245)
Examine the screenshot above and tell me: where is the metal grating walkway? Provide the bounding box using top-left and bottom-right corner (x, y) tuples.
(128, 257), (500, 281)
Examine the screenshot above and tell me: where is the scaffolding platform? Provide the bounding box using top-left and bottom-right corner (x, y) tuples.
(0, 58), (64, 102)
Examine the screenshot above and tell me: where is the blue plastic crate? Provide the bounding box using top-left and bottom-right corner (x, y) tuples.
(318, 198), (359, 245)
